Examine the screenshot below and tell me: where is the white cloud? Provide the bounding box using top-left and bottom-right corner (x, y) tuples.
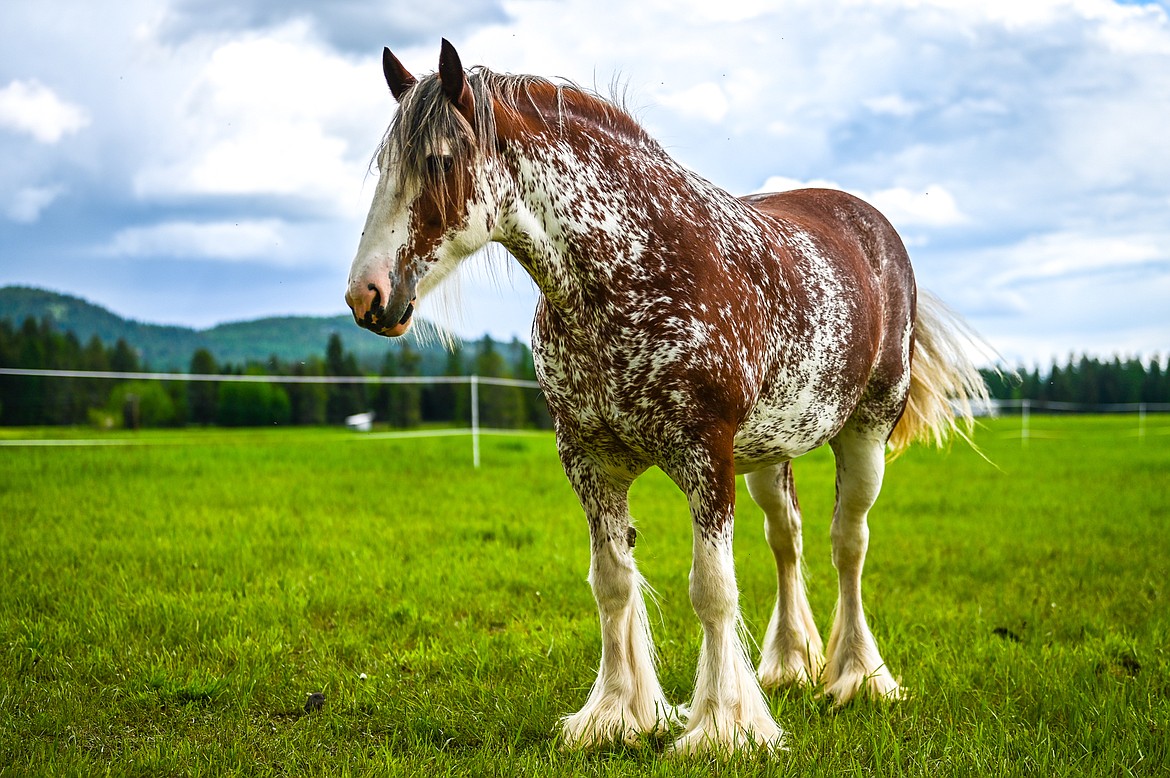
(754, 176), (967, 228)
(1095, 4), (1170, 54)
(985, 231), (1169, 285)
(0, 80), (90, 144)
(868, 186), (966, 229)
(133, 21), (384, 213)
(664, 0), (777, 23)
(656, 82), (731, 123)
(103, 219), (293, 263)
(863, 94), (920, 117)
(967, 265), (1170, 365)
(6, 185), (64, 223)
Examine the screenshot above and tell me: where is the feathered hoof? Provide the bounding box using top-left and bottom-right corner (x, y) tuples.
(758, 651), (824, 692)
(667, 715), (785, 758)
(818, 664), (905, 706)
(560, 702), (682, 749)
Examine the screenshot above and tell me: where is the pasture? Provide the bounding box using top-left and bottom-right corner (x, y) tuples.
(1, 416), (1167, 776)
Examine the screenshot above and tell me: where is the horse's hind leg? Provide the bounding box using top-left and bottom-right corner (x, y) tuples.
(558, 444), (678, 748)
(745, 462), (825, 689)
(821, 422), (904, 704)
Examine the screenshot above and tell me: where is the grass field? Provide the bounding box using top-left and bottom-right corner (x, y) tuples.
(1, 416), (1168, 776)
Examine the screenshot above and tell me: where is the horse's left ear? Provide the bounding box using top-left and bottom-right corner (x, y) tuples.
(438, 38), (475, 124)
(383, 47), (416, 102)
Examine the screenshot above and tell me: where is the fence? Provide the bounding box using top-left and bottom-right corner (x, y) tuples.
(985, 398), (1170, 444)
(0, 367), (544, 468)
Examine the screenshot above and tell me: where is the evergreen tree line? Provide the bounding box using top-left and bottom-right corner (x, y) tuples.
(0, 317), (552, 429)
(983, 354), (1170, 407)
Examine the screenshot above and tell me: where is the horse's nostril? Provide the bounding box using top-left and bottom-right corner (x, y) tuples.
(366, 284), (384, 314)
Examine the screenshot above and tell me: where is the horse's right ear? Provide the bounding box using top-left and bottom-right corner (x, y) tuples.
(383, 47), (416, 102)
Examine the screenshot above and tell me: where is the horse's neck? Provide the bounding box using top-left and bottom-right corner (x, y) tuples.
(494, 134), (759, 315)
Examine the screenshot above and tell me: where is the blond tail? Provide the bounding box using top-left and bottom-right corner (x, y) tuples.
(888, 290), (992, 454)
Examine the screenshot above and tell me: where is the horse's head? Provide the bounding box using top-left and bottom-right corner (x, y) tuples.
(346, 40), (500, 337)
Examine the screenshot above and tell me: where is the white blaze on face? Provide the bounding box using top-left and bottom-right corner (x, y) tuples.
(346, 144), (419, 325)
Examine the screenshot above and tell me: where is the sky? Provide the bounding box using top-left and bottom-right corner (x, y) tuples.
(1, 0), (1169, 367)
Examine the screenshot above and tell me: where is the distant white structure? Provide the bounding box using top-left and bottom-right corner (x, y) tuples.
(345, 411), (375, 432)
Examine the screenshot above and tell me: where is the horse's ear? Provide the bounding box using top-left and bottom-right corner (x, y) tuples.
(383, 47), (416, 102)
(438, 38), (475, 123)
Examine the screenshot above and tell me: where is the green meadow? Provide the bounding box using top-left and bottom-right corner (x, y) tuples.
(1, 416), (1168, 776)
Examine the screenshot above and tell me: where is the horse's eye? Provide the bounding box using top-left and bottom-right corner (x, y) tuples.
(426, 154), (454, 175)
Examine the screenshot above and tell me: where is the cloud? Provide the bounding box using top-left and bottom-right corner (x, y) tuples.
(754, 176), (967, 228)
(964, 263), (1170, 365)
(863, 94), (920, 118)
(5, 185), (65, 223)
(158, 0), (510, 53)
(656, 82), (731, 123)
(103, 219), (292, 263)
(132, 21), (385, 216)
(129, 19), (393, 219)
(0, 80), (90, 144)
(983, 231), (1170, 286)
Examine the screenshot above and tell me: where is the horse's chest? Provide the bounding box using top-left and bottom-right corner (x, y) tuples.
(533, 316), (716, 457)
(533, 334), (659, 447)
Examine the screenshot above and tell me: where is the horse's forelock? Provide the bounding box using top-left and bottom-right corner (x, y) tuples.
(375, 74), (485, 209)
(375, 68), (647, 198)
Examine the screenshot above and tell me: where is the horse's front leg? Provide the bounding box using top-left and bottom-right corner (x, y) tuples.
(558, 444), (679, 748)
(669, 446), (784, 755)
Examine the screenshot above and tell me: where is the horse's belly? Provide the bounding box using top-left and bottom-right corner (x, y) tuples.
(732, 395), (848, 471)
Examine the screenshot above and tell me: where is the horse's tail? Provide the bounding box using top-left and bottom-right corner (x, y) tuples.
(888, 290), (991, 454)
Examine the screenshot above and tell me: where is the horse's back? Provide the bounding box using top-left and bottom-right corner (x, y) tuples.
(742, 188), (911, 279)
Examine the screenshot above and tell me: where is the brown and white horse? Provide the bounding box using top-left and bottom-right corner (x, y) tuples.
(346, 40), (988, 755)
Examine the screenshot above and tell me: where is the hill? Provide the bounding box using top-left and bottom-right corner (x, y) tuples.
(0, 286), (453, 371)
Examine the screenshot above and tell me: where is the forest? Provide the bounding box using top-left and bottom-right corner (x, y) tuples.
(982, 356), (1169, 407)
(0, 315), (1166, 427)
(0, 317), (549, 429)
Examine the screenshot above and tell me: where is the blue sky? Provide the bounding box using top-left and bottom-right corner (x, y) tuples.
(1, 0), (1168, 365)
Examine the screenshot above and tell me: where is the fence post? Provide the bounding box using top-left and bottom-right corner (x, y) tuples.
(1021, 399), (1030, 447)
(470, 374), (481, 468)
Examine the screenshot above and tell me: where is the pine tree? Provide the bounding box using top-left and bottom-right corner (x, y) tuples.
(325, 333), (366, 424)
(1144, 356), (1164, 404)
(380, 343), (422, 428)
(289, 356), (327, 425)
(110, 338), (140, 373)
(188, 349), (219, 425)
(79, 335), (112, 419)
(425, 343), (466, 424)
(510, 337), (551, 429)
(474, 335), (524, 428)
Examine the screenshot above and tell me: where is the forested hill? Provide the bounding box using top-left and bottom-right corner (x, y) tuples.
(0, 286), (451, 371)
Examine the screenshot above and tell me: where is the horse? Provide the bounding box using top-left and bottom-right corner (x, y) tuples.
(345, 39), (988, 755)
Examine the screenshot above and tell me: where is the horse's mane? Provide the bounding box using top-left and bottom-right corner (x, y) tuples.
(376, 67), (650, 208)
(371, 68), (654, 347)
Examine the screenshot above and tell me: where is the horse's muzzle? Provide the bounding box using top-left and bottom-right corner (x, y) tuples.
(346, 283), (416, 337)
